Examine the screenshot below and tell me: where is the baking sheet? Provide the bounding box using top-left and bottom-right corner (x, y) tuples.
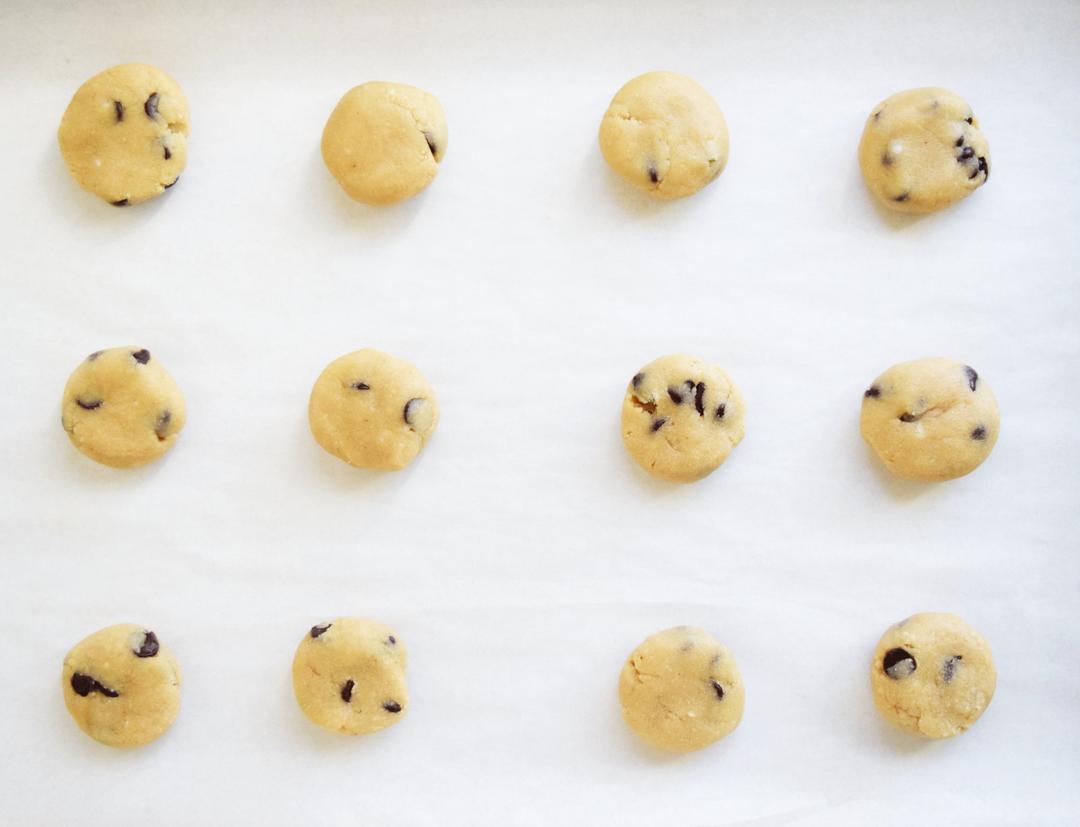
(1, 1), (1078, 824)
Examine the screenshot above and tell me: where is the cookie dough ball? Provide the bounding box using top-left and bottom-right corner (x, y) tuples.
(321, 81), (447, 205)
(860, 357), (999, 482)
(61, 347), (186, 468)
(58, 63), (188, 206)
(599, 71), (729, 199)
(61, 624), (181, 748)
(619, 626), (744, 752)
(308, 348), (438, 470)
(858, 87), (990, 213)
(622, 354), (745, 482)
(292, 618), (408, 735)
(870, 613), (995, 739)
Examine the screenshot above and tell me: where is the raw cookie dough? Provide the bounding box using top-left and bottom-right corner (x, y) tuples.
(598, 71), (729, 199)
(858, 87), (990, 214)
(321, 81), (447, 205)
(619, 626), (744, 752)
(61, 346), (186, 468)
(860, 357), (998, 482)
(622, 354), (745, 482)
(58, 63), (188, 206)
(292, 617), (408, 735)
(308, 348), (438, 470)
(61, 623), (181, 748)
(870, 612), (995, 739)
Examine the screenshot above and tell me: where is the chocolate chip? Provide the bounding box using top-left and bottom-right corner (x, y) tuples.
(965, 116), (974, 125)
(651, 417), (667, 432)
(155, 410), (172, 441)
(942, 655), (962, 683)
(893, 192), (910, 202)
(977, 156), (988, 181)
(898, 412), (917, 422)
(881, 154), (893, 166)
(76, 398), (102, 410)
(134, 631), (159, 658)
(310, 623), (331, 638)
(710, 679), (725, 700)
(883, 647), (916, 679)
(131, 349), (150, 364)
(351, 381), (370, 391)
(694, 382), (706, 416)
(955, 136), (964, 147)
(964, 365), (978, 391)
(667, 387), (684, 404)
(715, 403), (726, 420)
(163, 146), (172, 161)
(114, 100), (124, 122)
(971, 426), (987, 440)
(340, 679), (355, 702)
(873, 110), (882, 121)
(959, 146), (975, 160)
(71, 673), (119, 698)
(404, 398), (425, 426)
(387, 636), (396, 645)
(383, 700), (402, 713)
(631, 372), (644, 388)
(144, 93), (159, 119)
(647, 165), (659, 184)
(423, 131), (437, 158)
(164, 177), (179, 189)
(864, 386), (881, 398)
(111, 199), (130, 207)
(87, 351), (103, 361)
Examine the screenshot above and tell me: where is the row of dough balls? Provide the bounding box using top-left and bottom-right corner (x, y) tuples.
(62, 613), (996, 749)
(57, 64), (990, 213)
(61, 348), (1000, 483)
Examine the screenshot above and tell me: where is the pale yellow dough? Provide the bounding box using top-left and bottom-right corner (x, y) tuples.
(599, 71), (729, 199)
(860, 357), (999, 482)
(61, 623), (181, 748)
(622, 354), (745, 483)
(321, 81), (447, 205)
(292, 617), (408, 735)
(858, 87), (990, 213)
(870, 612), (996, 739)
(619, 626), (744, 752)
(61, 346), (186, 468)
(58, 63), (188, 206)
(308, 348), (438, 470)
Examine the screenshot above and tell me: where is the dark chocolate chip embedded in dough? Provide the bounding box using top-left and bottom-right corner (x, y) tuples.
(155, 410), (172, 441)
(164, 177), (179, 189)
(651, 417), (667, 432)
(387, 636), (396, 645)
(977, 156), (988, 181)
(899, 412), (917, 423)
(383, 700), (402, 713)
(667, 387), (684, 404)
(710, 679), (725, 700)
(310, 623), (331, 638)
(964, 365), (978, 391)
(76, 398), (102, 411)
(351, 381), (370, 391)
(893, 192), (910, 203)
(715, 403), (726, 420)
(955, 136), (964, 147)
(942, 655), (963, 683)
(71, 673), (120, 698)
(114, 100), (124, 122)
(971, 426), (987, 440)
(864, 386), (881, 399)
(959, 146), (975, 160)
(873, 110), (882, 121)
(134, 631), (159, 658)
(631, 372), (644, 388)
(144, 93), (159, 119)
(111, 199), (130, 207)
(883, 647), (916, 679)
(965, 116), (974, 125)
(163, 146), (172, 161)
(647, 165), (659, 184)
(404, 398), (425, 425)
(881, 153), (893, 166)
(87, 351), (103, 361)
(132, 349), (151, 364)
(694, 382), (706, 416)
(423, 131), (437, 158)
(340, 679), (355, 703)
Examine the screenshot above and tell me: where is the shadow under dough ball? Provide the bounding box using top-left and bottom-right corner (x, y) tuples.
(858, 87), (989, 214)
(57, 63), (188, 206)
(321, 81), (447, 205)
(599, 70), (729, 199)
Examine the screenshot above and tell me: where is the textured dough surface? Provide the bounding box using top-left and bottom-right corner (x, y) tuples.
(321, 81), (447, 205)
(622, 354), (745, 482)
(599, 71), (729, 199)
(619, 626), (744, 752)
(61, 623), (181, 748)
(860, 357), (998, 482)
(858, 87), (989, 214)
(58, 63), (188, 205)
(308, 348), (438, 470)
(870, 612), (995, 739)
(292, 617), (408, 735)
(61, 346), (186, 468)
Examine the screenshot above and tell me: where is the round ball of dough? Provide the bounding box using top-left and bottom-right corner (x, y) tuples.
(321, 81), (447, 205)
(61, 623), (181, 748)
(308, 348), (438, 470)
(870, 612), (996, 739)
(58, 63), (188, 206)
(860, 357), (999, 482)
(60, 346), (186, 468)
(619, 626), (744, 752)
(292, 617), (408, 735)
(599, 71), (729, 199)
(858, 87), (989, 214)
(621, 354), (745, 482)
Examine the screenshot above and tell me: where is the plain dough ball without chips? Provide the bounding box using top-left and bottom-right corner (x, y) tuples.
(292, 617), (408, 735)
(62, 623), (181, 747)
(619, 626), (744, 752)
(308, 348), (438, 470)
(58, 63), (188, 206)
(870, 613), (995, 739)
(599, 71), (729, 199)
(322, 81), (447, 205)
(858, 87), (990, 214)
(61, 346), (186, 468)
(622, 354), (745, 482)
(860, 357), (999, 482)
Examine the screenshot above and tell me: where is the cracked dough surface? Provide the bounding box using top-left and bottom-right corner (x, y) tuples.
(858, 87), (990, 214)
(61, 623), (181, 748)
(308, 348), (438, 470)
(860, 357), (999, 482)
(292, 617), (408, 735)
(598, 71), (728, 199)
(621, 354), (745, 483)
(57, 63), (188, 205)
(60, 346), (186, 468)
(870, 612), (995, 739)
(321, 81), (447, 205)
(619, 626), (744, 752)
